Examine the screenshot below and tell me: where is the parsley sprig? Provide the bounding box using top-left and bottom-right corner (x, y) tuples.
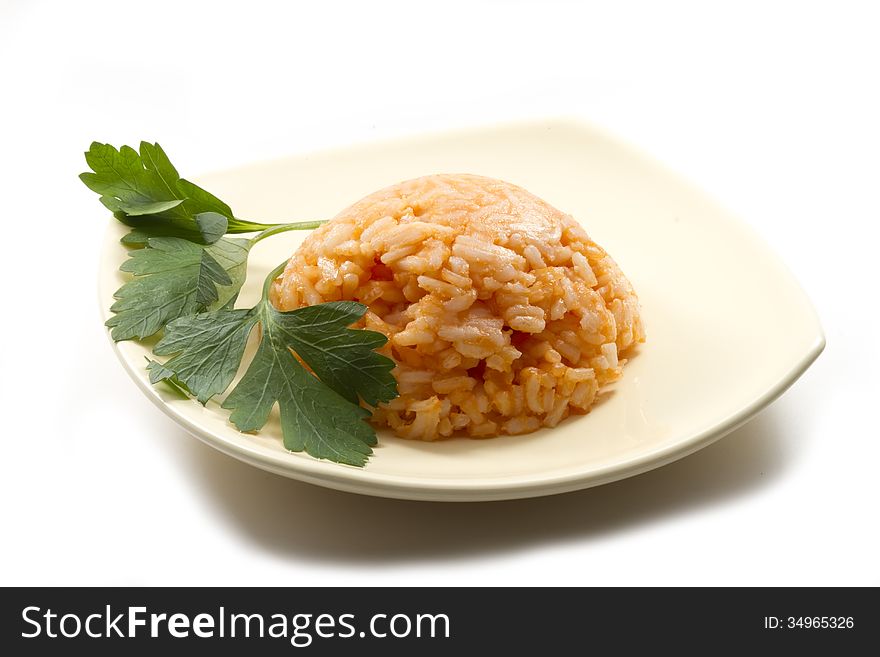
(83, 141), (397, 466)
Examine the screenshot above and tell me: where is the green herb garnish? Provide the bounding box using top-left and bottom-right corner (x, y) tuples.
(106, 236), (250, 341)
(80, 142), (275, 244)
(83, 141), (398, 466)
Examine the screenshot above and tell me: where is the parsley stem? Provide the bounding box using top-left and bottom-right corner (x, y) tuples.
(262, 261), (291, 300)
(227, 218), (283, 232)
(249, 220), (327, 245)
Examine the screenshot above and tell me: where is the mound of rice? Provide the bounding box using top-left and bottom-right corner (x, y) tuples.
(272, 174), (644, 441)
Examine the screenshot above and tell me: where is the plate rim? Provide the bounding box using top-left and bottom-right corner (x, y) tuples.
(98, 117), (826, 502)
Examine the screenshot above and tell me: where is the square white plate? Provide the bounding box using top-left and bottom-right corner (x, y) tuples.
(99, 118), (824, 501)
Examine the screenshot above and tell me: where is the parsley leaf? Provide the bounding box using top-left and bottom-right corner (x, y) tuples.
(149, 308), (258, 403)
(150, 284), (397, 466)
(266, 302), (398, 406)
(106, 237), (250, 341)
(223, 304), (381, 466)
(120, 212), (230, 246)
(80, 141), (272, 244)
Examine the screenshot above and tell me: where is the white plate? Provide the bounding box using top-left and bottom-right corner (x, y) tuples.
(99, 118), (824, 502)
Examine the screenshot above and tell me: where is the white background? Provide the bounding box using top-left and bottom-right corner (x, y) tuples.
(1, 0), (877, 586)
